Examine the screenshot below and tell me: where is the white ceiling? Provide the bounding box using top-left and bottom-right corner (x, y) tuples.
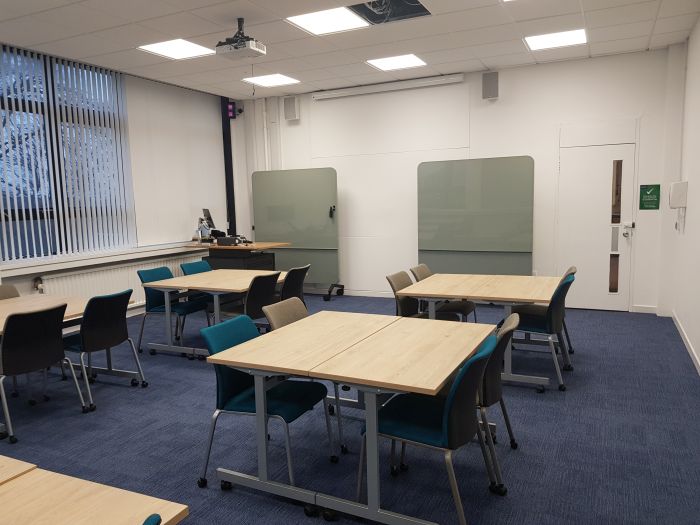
(0, 0), (698, 99)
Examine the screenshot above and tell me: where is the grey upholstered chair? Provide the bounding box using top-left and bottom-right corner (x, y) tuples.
(386, 271), (459, 321)
(409, 263), (478, 321)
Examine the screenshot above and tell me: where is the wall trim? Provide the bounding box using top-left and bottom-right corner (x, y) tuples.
(672, 309), (700, 375)
(630, 304), (657, 314)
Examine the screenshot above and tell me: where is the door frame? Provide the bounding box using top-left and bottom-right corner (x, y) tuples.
(555, 119), (640, 311)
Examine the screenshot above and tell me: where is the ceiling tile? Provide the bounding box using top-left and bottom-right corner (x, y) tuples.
(31, 4), (128, 38)
(0, 16), (72, 46)
(80, 0), (184, 22)
(344, 72), (397, 85)
(649, 28), (691, 46)
(326, 62), (377, 77)
(469, 39), (529, 58)
(581, 0), (646, 9)
(658, 0), (700, 17)
(516, 13), (586, 37)
(191, 0), (277, 27)
(309, 78), (357, 90)
(653, 13), (699, 33)
(277, 36), (339, 56)
(450, 24), (523, 47)
(254, 57), (315, 73)
(390, 66), (442, 80)
(292, 68), (338, 82)
(0, 0), (78, 22)
(301, 50), (359, 68)
(419, 47), (477, 65)
(139, 12), (228, 38)
(83, 49), (172, 70)
(480, 52), (536, 69)
(532, 44), (590, 63)
(247, 0), (349, 18)
(504, 0), (581, 22)
(125, 54), (234, 79)
(590, 36), (650, 56)
(162, 0), (229, 9)
(94, 23), (173, 50)
(243, 20), (309, 43)
(587, 20), (655, 42)
(432, 59), (486, 74)
(419, 0), (500, 15)
(346, 35), (456, 61)
(586, 2), (660, 28)
(33, 34), (125, 60)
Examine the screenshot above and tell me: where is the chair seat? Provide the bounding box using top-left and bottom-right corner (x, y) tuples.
(511, 304), (547, 317)
(223, 380), (327, 423)
(148, 299), (208, 316)
(437, 300), (476, 317)
(62, 332), (82, 352)
(376, 393), (447, 448)
(411, 311), (461, 322)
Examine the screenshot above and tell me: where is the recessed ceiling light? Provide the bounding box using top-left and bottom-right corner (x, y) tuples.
(367, 54), (427, 71)
(524, 29), (587, 51)
(287, 7), (369, 35)
(242, 74), (300, 87)
(138, 39), (215, 60)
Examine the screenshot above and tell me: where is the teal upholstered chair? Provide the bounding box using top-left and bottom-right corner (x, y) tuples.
(512, 274), (575, 391)
(356, 335), (500, 525)
(142, 515), (161, 525)
(180, 260), (212, 275)
(197, 315), (335, 489)
(181, 260), (243, 312)
(136, 267), (209, 355)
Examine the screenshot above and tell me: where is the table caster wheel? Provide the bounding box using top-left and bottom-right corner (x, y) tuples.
(197, 477), (207, 488)
(9, 435), (17, 444)
(563, 365), (573, 372)
(536, 385), (545, 394)
(89, 403), (96, 412)
(340, 444), (348, 454)
(149, 349), (157, 356)
(510, 440), (519, 450)
(322, 509), (338, 521)
(330, 455), (339, 464)
(336, 288), (344, 296)
(328, 404), (335, 416)
(304, 504), (319, 517)
(131, 378), (139, 387)
(220, 480), (232, 491)
(82, 406), (90, 414)
(141, 381), (149, 388)
(489, 483), (507, 496)
(558, 384), (567, 391)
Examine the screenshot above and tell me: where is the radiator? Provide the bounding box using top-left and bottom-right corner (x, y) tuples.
(37, 254), (203, 306)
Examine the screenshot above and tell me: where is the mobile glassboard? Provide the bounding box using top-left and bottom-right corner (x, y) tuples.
(417, 156), (534, 275)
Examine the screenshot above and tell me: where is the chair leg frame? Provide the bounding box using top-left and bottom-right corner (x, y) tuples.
(0, 375), (15, 441)
(127, 338), (147, 384)
(499, 398), (517, 448)
(199, 409), (221, 483)
(322, 398), (337, 462)
(444, 449), (467, 525)
(78, 353), (96, 409)
(137, 312), (149, 352)
(332, 383), (346, 452)
(548, 335), (565, 389)
(479, 406), (505, 489)
(63, 357), (88, 412)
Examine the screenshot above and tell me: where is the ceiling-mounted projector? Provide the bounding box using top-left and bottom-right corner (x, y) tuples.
(215, 17), (266, 59)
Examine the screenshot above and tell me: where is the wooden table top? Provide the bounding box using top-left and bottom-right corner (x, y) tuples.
(0, 455), (36, 486)
(143, 269), (286, 293)
(0, 295), (88, 335)
(208, 311), (399, 376)
(0, 468), (188, 525)
(397, 273), (561, 304)
(310, 317), (495, 395)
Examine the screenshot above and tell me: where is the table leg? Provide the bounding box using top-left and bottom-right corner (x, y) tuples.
(254, 374), (269, 482)
(146, 288), (208, 357)
(500, 304), (550, 388)
(213, 293), (221, 325)
(427, 300), (437, 320)
(164, 290), (173, 346)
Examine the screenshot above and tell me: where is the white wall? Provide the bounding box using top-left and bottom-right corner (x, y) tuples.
(125, 76), (227, 246)
(669, 20), (700, 370)
(234, 50), (677, 306)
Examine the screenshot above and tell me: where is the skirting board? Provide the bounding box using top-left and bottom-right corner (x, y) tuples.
(630, 304), (657, 314)
(672, 310), (700, 375)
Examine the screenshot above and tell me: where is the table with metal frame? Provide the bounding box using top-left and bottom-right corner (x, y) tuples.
(142, 269), (286, 357)
(397, 273), (561, 389)
(208, 312), (495, 525)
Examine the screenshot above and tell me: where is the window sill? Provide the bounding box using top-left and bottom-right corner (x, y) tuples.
(0, 242), (208, 278)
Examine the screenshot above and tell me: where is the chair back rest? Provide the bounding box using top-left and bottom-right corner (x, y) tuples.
(409, 263), (433, 282)
(263, 297), (308, 330)
(142, 514), (162, 525)
(480, 314), (519, 407)
(80, 290), (132, 352)
(0, 304), (67, 376)
(137, 267), (174, 312)
(442, 335), (496, 449)
(0, 284), (20, 300)
(560, 266), (577, 284)
(280, 265), (310, 303)
(200, 315), (259, 410)
(245, 272), (281, 320)
(386, 271), (419, 317)
(181, 260), (212, 276)
(546, 274), (575, 333)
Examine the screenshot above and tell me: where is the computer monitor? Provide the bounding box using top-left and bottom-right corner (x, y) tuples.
(202, 208), (215, 229)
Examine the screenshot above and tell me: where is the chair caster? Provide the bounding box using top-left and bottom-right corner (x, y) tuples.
(180, 352), (186, 357)
(491, 433), (498, 444)
(197, 355), (206, 361)
(304, 504), (319, 517)
(390, 465), (399, 477)
(328, 404), (335, 416)
(149, 349), (157, 356)
(141, 381), (148, 388)
(89, 403), (96, 412)
(61, 375), (67, 381)
(340, 444), (348, 454)
(88, 377), (95, 384)
(220, 480), (233, 491)
(400, 462), (409, 472)
(536, 385), (545, 394)
(330, 455), (339, 464)
(43, 395), (50, 402)
(489, 483), (507, 496)
(131, 378), (139, 387)
(9, 435), (17, 444)
(322, 509), (338, 521)
(0, 431), (7, 440)
(28, 399), (37, 406)
(138, 348), (143, 354)
(510, 440), (518, 450)
(563, 364), (573, 372)
(558, 384), (567, 391)
(82, 406), (90, 414)
(187, 355), (195, 361)
(197, 477), (207, 488)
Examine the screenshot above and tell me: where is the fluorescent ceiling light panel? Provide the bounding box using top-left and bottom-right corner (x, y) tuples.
(367, 54), (426, 71)
(242, 74), (300, 87)
(287, 7), (369, 35)
(139, 39), (214, 59)
(524, 29), (587, 51)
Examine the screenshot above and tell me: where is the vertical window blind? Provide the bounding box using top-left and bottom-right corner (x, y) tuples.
(0, 45), (135, 262)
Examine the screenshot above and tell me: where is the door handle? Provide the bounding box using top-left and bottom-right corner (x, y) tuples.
(329, 205), (336, 218)
(622, 221), (635, 238)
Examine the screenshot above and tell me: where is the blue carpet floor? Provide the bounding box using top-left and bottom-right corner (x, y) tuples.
(2, 295), (699, 524)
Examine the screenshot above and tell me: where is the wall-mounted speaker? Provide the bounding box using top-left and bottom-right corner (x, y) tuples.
(283, 96), (300, 121)
(482, 71), (499, 100)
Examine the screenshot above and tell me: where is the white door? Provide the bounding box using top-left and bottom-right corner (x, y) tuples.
(557, 144), (636, 310)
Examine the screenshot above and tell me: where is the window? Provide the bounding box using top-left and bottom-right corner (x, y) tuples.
(0, 45), (134, 262)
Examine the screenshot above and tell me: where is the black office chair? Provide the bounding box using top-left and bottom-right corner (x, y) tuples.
(409, 263), (478, 321)
(222, 272), (280, 330)
(0, 305), (87, 444)
(386, 271), (459, 321)
(277, 265), (310, 304)
(63, 290), (147, 411)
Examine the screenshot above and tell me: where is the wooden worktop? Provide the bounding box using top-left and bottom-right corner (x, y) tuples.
(0, 295), (88, 335)
(143, 269), (286, 293)
(189, 241), (291, 251)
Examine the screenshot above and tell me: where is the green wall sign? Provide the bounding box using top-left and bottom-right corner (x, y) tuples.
(640, 184), (660, 210)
